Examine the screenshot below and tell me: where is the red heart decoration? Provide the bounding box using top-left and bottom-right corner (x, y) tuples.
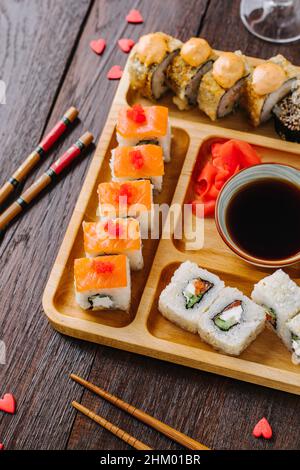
(0, 443), (4, 451)
(90, 38), (106, 55)
(118, 38), (135, 53)
(0, 393), (16, 414)
(107, 65), (123, 80)
(126, 9), (144, 24)
(252, 417), (272, 439)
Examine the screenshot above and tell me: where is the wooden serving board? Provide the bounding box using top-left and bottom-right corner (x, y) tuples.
(43, 54), (300, 395)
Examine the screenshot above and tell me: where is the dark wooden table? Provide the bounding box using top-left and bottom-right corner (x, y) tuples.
(0, 0), (299, 450)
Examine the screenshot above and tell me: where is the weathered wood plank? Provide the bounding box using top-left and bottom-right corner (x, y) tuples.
(0, 0), (95, 450)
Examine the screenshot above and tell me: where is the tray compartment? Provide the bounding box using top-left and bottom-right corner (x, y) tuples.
(146, 261), (300, 373)
(51, 127), (190, 328)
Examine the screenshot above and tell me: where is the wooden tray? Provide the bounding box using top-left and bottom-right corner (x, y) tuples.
(43, 54), (300, 395)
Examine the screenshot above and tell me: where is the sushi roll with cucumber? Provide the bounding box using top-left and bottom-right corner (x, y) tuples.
(116, 105), (171, 162)
(83, 218), (143, 271)
(110, 144), (164, 192)
(251, 269), (300, 349)
(166, 38), (217, 110)
(242, 54), (299, 127)
(74, 255), (131, 312)
(273, 88), (300, 143)
(197, 51), (250, 121)
(198, 287), (265, 356)
(129, 32), (182, 100)
(158, 261), (224, 333)
(287, 313), (300, 365)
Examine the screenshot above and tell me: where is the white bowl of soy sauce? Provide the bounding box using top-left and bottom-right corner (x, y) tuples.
(215, 163), (300, 267)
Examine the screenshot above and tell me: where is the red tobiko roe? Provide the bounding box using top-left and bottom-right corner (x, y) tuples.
(116, 183), (133, 205)
(104, 221), (124, 238)
(92, 260), (114, 274)
(130, 149), (144, 169)
(126, 104), (146, 123)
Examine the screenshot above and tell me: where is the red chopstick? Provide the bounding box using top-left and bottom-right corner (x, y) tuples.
(0, 106), (79, 207)
(0, 132), (93, 232)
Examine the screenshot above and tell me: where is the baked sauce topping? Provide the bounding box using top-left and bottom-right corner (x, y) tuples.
(212, 52), (244, 89)
(180, 38), (212, 67)
(135, 33), (168, 66)
(252, 62), (286, 95)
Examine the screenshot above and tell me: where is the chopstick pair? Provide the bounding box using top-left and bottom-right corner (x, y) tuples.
(71, 373), (210, 451)
(0, 107), (94, 232)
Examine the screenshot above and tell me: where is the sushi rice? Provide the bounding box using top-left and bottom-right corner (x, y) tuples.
(198, 287), (265, 356)
(251, 269), (300, 349)
(158, 261), (224, 333)
(287, 313), (300, 365)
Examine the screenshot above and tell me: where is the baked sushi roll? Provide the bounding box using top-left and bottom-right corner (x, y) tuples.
(83, 218), (143, 271)
(198, 51), (250, 121)
(74, 255), (131, 312)
(110, 144), (164, 192)
(251, 269), (300, 349)
(287, 313), (300, 365)
(166, 37), (216, 110)
(273, 88), (300, 142)
(243, 54), (299, 127)
(158, 261), (224, 333)
(198, 287), (265, 356)
(97, 180), (153, 236)
(129, 32), (182, 100)
(116, 104), (171, 162)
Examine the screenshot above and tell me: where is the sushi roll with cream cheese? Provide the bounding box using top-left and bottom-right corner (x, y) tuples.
(287, 313), (300, 365)
(74, 255), (131, 312)
(97, 180), (154, 236)
(83, 218), (143, 271)
(198, 287), (265, 356)
(129, 32), (182, 100)
(197, 51), (250, 121)
(242, 54), (299, 127)
(251, 269), (300, 349)
(158, 261), (224, 333)
(166, 37), (217, 110)
(110, 144), (164, 192)
(116, 104), (171, 162)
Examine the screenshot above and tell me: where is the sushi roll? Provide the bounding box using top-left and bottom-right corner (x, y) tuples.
(110, 145), (164, 192)
(198, 287), (265, 356)
(116, 104), (171, 162)
(287, 313), (300, 365)
(74, 255), (131, 312)
(197, 51), (250, 121)
(97, 180), (153, 236)
(273, 88), (300, 142)
(129, 32), (182, 100)
(83, 218), (143, 271)
(158, 261), (224, 333)
(166, 37), (217, 110)
(242, 54), (299, 127)
(251, 269), (300, 349)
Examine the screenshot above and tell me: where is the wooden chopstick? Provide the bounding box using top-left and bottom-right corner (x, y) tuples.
(0, 106), (78, 207)
(0, 132), (93, 232)
(72, 401), (153, 450)
(70, 373), (210, 450)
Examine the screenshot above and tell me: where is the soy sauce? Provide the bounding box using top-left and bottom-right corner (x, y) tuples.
(225, 178), (300, 260)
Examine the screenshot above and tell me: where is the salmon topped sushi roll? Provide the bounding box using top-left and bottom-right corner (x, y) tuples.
(242, 54), (299, 127)
(110, 145), (164, 192)
(83, 218), (143, 271)
(129, 32), (182, 100)
(166, 37), (217, 110)
(97, 180), (153, 236)
(198, 51), (250, 121)
(116, 104), (171, 162)
(74, 255), (131, 311)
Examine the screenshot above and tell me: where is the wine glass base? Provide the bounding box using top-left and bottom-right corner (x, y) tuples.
(240, 0), (300, 44)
